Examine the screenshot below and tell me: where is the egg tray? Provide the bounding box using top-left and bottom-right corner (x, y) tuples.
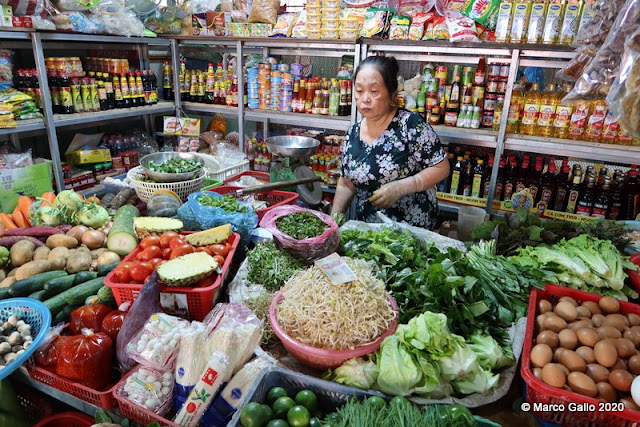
(521, 284), (640, 426)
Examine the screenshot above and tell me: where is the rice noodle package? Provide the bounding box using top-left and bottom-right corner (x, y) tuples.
(389, 15), (411, 39)
(259, 205), (340, 263)
(360, 7), (395, 39)
(446, 13), (480, 42)
(248, 0), (280, 24)
(56, 329), (113, 390)
(270, 13), (297, 37)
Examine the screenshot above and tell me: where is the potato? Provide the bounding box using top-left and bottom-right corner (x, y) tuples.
(46, 234), (78, 249)
(48, 247), (70, 262)
(0, 277), (16, 288)
(90, 248), (108, 260)
(65, 252), (91, 274)
(10, 240), (35, 267)
(49, 257), (65, 271)
(14, 260), (52, 281)
(33, 246), (51, 261)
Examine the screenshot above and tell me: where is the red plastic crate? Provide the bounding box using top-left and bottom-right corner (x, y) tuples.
(25, 364), (119, 409)
(521, 284), (640, 426)
(112, 366), (179, 427)
(208, 185), (299, 221)
(33, 412), (94, 427)
(104, 232), (240, 321)
(223, 170), (271, 185)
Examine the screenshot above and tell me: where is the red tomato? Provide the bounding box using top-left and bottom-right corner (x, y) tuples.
(137, 245), (162, 261)
(194, 247), (208, 253)
(113, 267), (131, 283)
(196, 275), (216, 287)
(169, 236), (187, 251)
(140, 236), (161, 249)
(149, 258), (165, 269)
(130, 263), (153, 282)
(225, 241), (232, 251)
(212, 255), (225, 266)
(162, 247), (172, 259)
(209, 244), (229, 257)
(119, 262), (135, 273)
(160, 231), (180, 248)
(170, 244), (194, 259)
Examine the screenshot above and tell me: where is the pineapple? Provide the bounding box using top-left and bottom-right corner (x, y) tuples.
(157, 252), (219, 287)
(185, 224), (233, 246)
(134, 217), (183, 238)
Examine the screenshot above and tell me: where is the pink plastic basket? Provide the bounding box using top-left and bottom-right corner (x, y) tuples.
(269, 292), (399, 370)
(33, 412), (94, 427)
(207, 185), (299, 221)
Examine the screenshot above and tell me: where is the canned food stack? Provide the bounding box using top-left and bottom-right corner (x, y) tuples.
(247, 67), (259, 110)
(306, 0), (322, 39)
(258, 63), (271, 110)
(280, 64), (293, 113)
(483, 62), (510, 129)
(270, 65), (281, 111)
(321, 0), (340, 39)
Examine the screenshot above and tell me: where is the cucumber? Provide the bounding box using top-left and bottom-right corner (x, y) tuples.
(107, 205), (140, 256)
(64, 278), (105, 306)
(97, 286), (115, 306)
(74, 271), (98, 284)
(28, 290), (46, 301)
(98, 262), (119, 277)
(9, 271), (67, 297)
(85, 295), (100, 305)
(43, 274), (76, 299)
(53, 304), (79, 324)
(0, 288), (10, 300)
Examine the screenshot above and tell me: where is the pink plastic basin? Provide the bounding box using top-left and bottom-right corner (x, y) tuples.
(269, 291), (399, 370)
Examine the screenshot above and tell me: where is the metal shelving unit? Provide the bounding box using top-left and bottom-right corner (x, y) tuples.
(53, 101), (175, 128)
(0, 118), (45, 135)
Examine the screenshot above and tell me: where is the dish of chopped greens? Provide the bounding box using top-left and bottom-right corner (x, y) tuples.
(197, 194), (253, 213)
(148, 157), (202, 174)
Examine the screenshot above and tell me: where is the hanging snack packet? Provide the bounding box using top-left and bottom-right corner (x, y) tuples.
(447, 15), (479, 42)
(429, 16), (450, 40)
(461, 0), (500, 30)
(270, 13), (297, 37)
(291, 10), (308, 38)
(389, 15), (411, 40)
(360, 8), (395, 39)
(409, 12), (434, 40)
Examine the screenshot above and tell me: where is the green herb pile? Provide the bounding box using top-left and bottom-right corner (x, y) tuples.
(276, 212), (328, 240)
(197, 194), (253, 213)
(148, 157), (201, 174)
(247, 241), (305, 291)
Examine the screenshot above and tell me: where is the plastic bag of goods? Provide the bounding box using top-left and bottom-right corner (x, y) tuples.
(33, 324), (68, 368)
(173, 322), (207, 413)
(56, 329), (113, 390)
(69, 304), (114, 335)
(606, 28), (640, 139)
(117, 365), (174, 416)
(360, 7), (395, 39)
(248, 0), (279, 24)
(259, 206), (340, 263)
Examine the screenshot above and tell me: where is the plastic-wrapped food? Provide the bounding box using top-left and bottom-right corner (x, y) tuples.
(101, 305), (128, 341)
(248, 0), (280, 24)
(33, 324), (68, 368)
(117, 271), (161, 372)
(556, 47), (598, 82)
(447, 14), (479, 42)
(259, 206), (340, 263)
(409, 12), (434, 40)
(0, 50), (12, 88)
(56, 329), (113, 390)
(126, 312), (189, 371)
(607, 28), (640, 139)
(270, 13), (297, 37)
(117, 366), (174, 415)
(69, 304), (114, 335)
(174, 322), (207, 413)
(564, 0), (640, 102)
(291, 10), (308, 38)
(54, 0), (98, 11)
(461, 0), (499, 29)
(389, 14), (410, 39)
(360, 8), (395, 39)
(574, 0), (627, 47)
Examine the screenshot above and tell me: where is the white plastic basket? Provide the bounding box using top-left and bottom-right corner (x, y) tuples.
(127, 166), (205, 202)
(206, 160), (250, 182)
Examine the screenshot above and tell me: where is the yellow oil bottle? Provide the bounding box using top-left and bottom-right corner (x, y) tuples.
(567, 99), (590, 140)
(553, 83), (573, 139)
(583, 98), (608, 142)
(506, 83), (525, 134)
(520, 82), (542, 135)
(536, 83), (559, 137)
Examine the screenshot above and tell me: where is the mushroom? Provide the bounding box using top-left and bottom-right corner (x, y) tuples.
(8, 331), (21, 346)
(4, 353), (17, 363)
(0, 342), (11, 355)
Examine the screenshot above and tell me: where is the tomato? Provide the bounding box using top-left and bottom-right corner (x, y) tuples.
(169, 236), (186, 250)
(140, 236), (161, 249)
(196, 275), (216, 287)
(194, 247), (208, 253)
(170, 244), (194, 259)
(162, 247), (172, 259)
(118, 262), (135, 273)
(113, 267), (131, 283)
(136, 245), (162, 261)
(212, 255), (225, 266)
(225, 241), (232, 251)
(160, 231), (180, 248)
(130, 263), (153, 282)
(149, 258), (165, 269)
(209, 244), (229, 257)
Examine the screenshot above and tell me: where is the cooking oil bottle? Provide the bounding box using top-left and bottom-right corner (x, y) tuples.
(583, 98), (608, 142)
(506, 83), (525, 134)
(536, 83), (559, 137)
(520, 82), (542, 135)
(553, 83), (573, 139)
(568, 98), (590, 140)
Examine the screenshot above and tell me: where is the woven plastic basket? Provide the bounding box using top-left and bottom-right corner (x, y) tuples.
(127, 166), (205, 202)
(207, 160), (250, 182)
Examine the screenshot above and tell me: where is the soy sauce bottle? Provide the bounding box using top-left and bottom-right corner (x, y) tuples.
(59, 72), (74, 114)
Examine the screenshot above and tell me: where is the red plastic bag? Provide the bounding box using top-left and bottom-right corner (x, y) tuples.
(259, 206), (340, 263)
(56, 329), (113, 390)
(34, 335), (72, 368)
(70, 304), (114, 335)
(102, 310), (128, 341)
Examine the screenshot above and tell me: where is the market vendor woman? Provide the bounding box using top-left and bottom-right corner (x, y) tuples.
(331, 56), (450, 230)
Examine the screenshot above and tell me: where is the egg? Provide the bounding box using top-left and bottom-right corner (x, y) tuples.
(630, 376), (640, 407)
(533, 367), (543, 380)
(557, 364), (570, 376)
(613, 359), (628, 371)
(583, 301), (602, 316)
(596, 382), (617, 402)
(555, 301), (578, 322)
(559, 296), (578, 307)
(542, 363), (566, 388)
(554, 347), (567, 362)
(585, 364), (610, 383)
(597, 326), (622, 340)
(567, 372), (597, 397)
(538, 299), (552, 314)
(558, 329), (578, 350)
(624, 328), (640, 348)
(609, 369), (634, 392)
(594, 340), (618, 367)
(603, 314), (629, 332)
(600, 296), (620, 314)
(576, 306), (592, 318)
(544, 315), (568, 333)
(536, 330), (559, 349)
(577, 328), (600, 347)
(576, 346), (596, 364)
(559, 349), (587, 372)
(592, 314), (606, 328)
(569, 320), (594, 331)
(531, 343), (553, 368)
(614, 338), (637, 359)
(628, 313), (640, 327)
(628, 355), (640, 375)
(536, 314), (549, 331)
(620, 398), (640, 411)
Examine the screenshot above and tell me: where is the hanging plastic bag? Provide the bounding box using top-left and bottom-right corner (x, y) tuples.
(259, 206), (340, 262)
(117, 365), (174, 415)
(606, 28), (640, 139)
(56, 329), (113, 390)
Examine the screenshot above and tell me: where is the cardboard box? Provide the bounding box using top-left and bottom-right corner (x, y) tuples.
(227, 22), (249, 37)
(207, 11), (230, 36)
(11, 17), (33, 28)
(66, 148), (112, 165)
(1, 5), (13, 17)
(0, 160), (53, 212)
(1, 16), (11, 27)
(250, 23), (273, 37)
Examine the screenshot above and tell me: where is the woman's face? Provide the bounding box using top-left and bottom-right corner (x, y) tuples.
(354, 67), (394, 120)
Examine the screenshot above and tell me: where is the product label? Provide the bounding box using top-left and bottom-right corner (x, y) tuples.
(527, 3), (547, 43)
(472, 174), (483, 197)
(510, 2), (532, 43)
(568, 106), (589, 136)
(553, 105), (573, 129)
(577, 3), (596, 38)
(529, 184), (539, 201)
(315, 253), (358, 285)
(559, 3), (582, 44)
(566, 190), (579, 213)
(60, 87), (73, 107)
(463, 184), (472, 197)
(495, 3), (514, 42)
(121, 81), (130, 98)
(608, 205), (620, 220)
(576, 203), (592, 216)
(540, 188), (553, 203)
(507, 104), (520, 124)
(445, 111), (458, 126)
(542, 3), (563, 43)
(554, 187), (567, 210)
(495, 181), (504, 200)
(591, 203), (608, 219)
(516, 182), (526, 193)
(522, 103), (540, 125)
(504, 182), (513, 200)
(150, 92), (158, 104)
(98, 87), (107, 100)
(537, 104), (557, 127)
(584, 106), (607, 138)
(450, 171), (461, 194)
(602, 113), (620, 141)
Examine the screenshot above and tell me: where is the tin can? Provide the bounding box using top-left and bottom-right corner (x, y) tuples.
(497, 80), (507, 94)
(488, 63), (501, 78)
(435, 66), (448, 86)
(486, 79), (499, 93)
(484, 93), (497, 111)
(499, 64), (510, 79)
(482, 110), (495, 127)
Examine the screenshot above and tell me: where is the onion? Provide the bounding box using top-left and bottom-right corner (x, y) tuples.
(97, 251), (121, 266)
(82, 230), (105, 250)
(67, 225), (89, 241)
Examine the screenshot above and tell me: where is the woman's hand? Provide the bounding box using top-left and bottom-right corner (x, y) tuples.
(369, 180), (411, 209)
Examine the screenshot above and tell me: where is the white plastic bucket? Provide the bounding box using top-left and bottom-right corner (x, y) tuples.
(457, 206), (487, 241)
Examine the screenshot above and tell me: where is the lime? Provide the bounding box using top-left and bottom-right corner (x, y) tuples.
(365, 396), (386, 407)
(241, 402), (267, 427)
(273, 396), (297, 418)
(287, 405), (311, 427)
(295, 390), (318, 412)
(390, 396), (411, 408)
(268, 387), (289, 405)
(309, 417), (322, 427)
(261, 404), (274, 422)
(266, 420), (290, 427)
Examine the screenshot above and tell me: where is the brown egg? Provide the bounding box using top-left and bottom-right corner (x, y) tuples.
(583, 301), (602, 315)
(557, 364), (570, 376)
(620, 398), (640, 411)
(629, 313), (640, 327)
(613, 359), (627, 371)
(603, 314), (629, 332)
(559, 349), (587, 372)
(554, 347), (567, 362)
(555, 301), (578, 322)
(559, 296), (578, 307)
(597, 326), (622, 340)
(576, 346), (596, 364)
(609, 369), (634, 392)
(624, 329), (640, 348)
(594, 341), (618, 367)
(538, 299), (552, 314)
(614, 338), (637, 359)
(536, 330), (560, 350)
(542, 363), (567, 388)
(577, 328), (600, 347)
(585, 364), (609, 383)
(592, 314), (606, 328)
(569, 320), (594, 331)
(600, 296), (620, 314)
(537, 313), (548, 331)
(568, 372), (597, 397)
(544, 315), (568, 333)
(632, 326), (640, 335)
(576, 306), (592, 318)
(596, 382), (617, 402)
(531, 343), (553, 368)
(628, 355), (640, 375)
(559, 329), (579, 350)
(533, 367), (543, 380)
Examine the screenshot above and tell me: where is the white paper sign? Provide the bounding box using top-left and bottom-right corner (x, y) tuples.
(314, 253), (357, 285)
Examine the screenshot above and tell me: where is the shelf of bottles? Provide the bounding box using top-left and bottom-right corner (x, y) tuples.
(0, 118), (44, 135)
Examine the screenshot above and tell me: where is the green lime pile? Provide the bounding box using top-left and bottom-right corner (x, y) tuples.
(240, 387), (320, 427)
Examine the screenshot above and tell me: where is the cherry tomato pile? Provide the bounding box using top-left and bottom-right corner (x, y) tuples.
(112, 231), (232, 285)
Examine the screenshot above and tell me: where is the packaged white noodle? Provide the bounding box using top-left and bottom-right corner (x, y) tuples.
(174, 322), (208, 413)
(117, 366), (174, 416)
(126, 313), (189, 371)
(173, 352), (231, 427)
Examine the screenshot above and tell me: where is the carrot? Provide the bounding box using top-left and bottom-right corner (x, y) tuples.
(12, 209), (28, 228)
(0, 213), (17, 230)
(77, 193), (84, 201)
(40, 192), (56, 206)
(86, 196), (100, 205)
(17, 196), (32, 226)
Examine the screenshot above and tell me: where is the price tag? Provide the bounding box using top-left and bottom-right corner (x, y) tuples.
(315, 253), (358, 285)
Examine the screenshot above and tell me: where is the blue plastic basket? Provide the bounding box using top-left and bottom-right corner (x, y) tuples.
(0, 298), (51, 381)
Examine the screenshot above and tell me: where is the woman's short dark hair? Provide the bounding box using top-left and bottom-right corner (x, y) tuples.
(354, 56), (399, 94)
